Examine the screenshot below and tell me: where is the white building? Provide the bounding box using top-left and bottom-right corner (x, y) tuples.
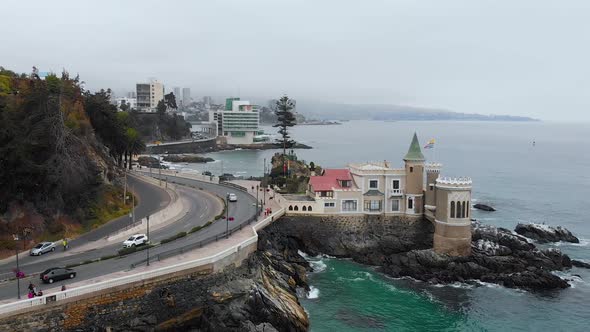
(114, 97), (137, 111)
(136, 79), (164, 112)
(208, 98), (260, 145)
(182, 87), (191, 106)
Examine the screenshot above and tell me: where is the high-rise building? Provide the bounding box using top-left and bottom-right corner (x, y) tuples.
(209, 98), (260, 145)
(127, 91), (136, 98)
(182, 88), (191, 106)
(173, 87), (181, 104)
(136, 79), (164, 112)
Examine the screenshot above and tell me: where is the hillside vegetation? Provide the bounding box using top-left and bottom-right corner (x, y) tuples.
(0, 67), (139, 254)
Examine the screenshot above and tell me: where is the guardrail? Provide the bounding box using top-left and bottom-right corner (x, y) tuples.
(0, 182), (285, 318)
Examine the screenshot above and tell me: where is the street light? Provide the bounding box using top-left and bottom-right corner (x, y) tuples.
(146, 215), (150, 266)
(256, 185), (259, 214)
(12, 234), (21, 300)
(225, 194), (230, 238)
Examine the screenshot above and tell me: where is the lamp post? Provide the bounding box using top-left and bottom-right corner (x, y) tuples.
(256, 185), (259, 214)
(12, 234), (20, 300)
(225, 194), (230, 239)
(146, 215), (150, 266)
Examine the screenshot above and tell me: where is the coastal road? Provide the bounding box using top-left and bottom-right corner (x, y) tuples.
(0, 175), (169, 273)
(0, 175), (256, 301)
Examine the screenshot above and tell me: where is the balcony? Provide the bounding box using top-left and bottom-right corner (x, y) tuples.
(364, 207), (382, 212)
(390, 189), (403, 196)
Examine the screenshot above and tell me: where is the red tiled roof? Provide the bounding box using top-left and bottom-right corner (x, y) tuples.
(309, 169), (353, 192)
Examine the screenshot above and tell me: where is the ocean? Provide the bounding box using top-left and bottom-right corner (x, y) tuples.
(182, 120), (590, 331)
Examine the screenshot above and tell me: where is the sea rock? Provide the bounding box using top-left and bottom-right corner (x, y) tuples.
(515, 223), (580, 243)
(572, 260), (590, 268)
(473, 203), (496, 211)
(264, 217), (576, 291)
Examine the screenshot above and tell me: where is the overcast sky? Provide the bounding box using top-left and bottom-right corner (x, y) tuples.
(3, 0), (590, 121)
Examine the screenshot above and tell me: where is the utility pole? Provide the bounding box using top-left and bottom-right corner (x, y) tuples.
(225, 194), (229, 239)
(13, 234), (20, 299)
(158, 154), (162, 186)
(146, 215), (150, 266)
(256, 184), (259, 214)
(132, 185), (135, 224)
(123, 171), (127, 205)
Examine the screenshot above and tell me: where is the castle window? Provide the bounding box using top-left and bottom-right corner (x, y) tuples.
(429, 184), (434, 191)
(294, 206), (299, 211)
(450, 201), (455, 218)
(324, 202), (335, 207)
(302, 206), (307, 211)
(342, 200), (357, 212)
(369, 180), (378, 189)
(466, 202), (470, 218)
(308, 206), (312, 211)
(463, 201), (467, 218)
(391, 199), (400, 211)
(408, 198), (414, 210)
(289, 205), (293, 211)
(410, 167), (414, 173)
(392, 180), (400, 190)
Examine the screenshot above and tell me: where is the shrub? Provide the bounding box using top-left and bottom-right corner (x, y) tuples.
(160, 231), (187, 244)
(189, 226), (202, 234)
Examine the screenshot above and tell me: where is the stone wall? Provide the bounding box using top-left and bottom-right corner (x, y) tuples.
(264, 215), (434, 266)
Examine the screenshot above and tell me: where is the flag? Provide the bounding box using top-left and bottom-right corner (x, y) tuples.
(424, 138), (435, 149)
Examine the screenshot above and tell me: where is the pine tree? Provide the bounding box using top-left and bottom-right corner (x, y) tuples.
(272, 96), (296, 179)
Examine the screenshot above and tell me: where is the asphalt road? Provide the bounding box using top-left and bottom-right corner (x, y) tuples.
(0, 175), (256, 301)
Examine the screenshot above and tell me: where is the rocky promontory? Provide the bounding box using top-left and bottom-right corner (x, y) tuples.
(263, 216), (580, 291)
(515, 223), (580, 243)
(162, 154), (215, 163)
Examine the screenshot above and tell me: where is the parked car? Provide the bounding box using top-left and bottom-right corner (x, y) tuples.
(228, 193), (238, 202)
(30, 242), (56, 256)
(40, 267), (76, 284)
(123, 234), (148, 248)
(202, 171), (212, 176)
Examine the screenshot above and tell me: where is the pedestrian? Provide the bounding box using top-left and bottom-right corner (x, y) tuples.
(62, 238), (68, 251)
(61, 284), (67, 291)
(28, 283), (34, 293)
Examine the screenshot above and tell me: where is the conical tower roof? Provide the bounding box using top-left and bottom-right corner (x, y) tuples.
(403, 132), (425, 161)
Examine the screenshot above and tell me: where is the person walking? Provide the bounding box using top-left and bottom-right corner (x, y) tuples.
(62, 238), (68, 251)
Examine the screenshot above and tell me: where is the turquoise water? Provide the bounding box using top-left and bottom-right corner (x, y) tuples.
(181, 121), (590, 331)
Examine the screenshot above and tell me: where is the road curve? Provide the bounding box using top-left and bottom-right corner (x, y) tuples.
(0, 174), (256, 301)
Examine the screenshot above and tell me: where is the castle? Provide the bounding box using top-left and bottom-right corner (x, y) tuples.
(279, 133), (473, 256)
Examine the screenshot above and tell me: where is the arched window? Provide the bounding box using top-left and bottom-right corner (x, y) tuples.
(462, 201), (467, 218)
(294, 206), (299, 211)
(458, 201), (463, 218)
(466, 202), (470, 218)
(308, 206), (312, 211)
(288, 205), (293, 211)
(450, 201), (455, 218)
(302, 206), (307, 211)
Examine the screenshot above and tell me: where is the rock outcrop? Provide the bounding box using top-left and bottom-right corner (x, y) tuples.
(515, 223), (580, 243)
(265, 216), (576, 291)
(473, 203), (496, 211)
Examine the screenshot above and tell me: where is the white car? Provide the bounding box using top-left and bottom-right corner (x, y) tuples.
(123, 234), (148, 248)
(228, 193), (238, 202)
(30, 242), (56, 256)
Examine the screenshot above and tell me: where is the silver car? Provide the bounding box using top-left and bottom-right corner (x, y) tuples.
(30, 242), (56, 256)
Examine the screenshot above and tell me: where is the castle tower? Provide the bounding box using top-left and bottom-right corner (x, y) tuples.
(404, 133), (425, 215)
(433, 177), (472, 256)
(424, 163), (441, 218)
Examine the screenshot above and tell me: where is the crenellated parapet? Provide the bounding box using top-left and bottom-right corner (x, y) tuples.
(425, 163), (442, 173)
(436, 177), (472, 188)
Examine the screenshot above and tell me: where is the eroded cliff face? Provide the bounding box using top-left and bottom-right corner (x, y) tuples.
(265, 216), (578, 291)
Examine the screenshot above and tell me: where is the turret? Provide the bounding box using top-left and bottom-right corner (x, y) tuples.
(404, 133), (425, 214)
(433, 177), (472, 256)
(424, 163), (441, 207)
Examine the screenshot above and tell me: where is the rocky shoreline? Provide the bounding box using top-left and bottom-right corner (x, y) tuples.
(262, 216), (586, 292)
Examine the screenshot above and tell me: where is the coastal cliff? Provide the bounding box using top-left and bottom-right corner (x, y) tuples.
(264, 216), (577, 291)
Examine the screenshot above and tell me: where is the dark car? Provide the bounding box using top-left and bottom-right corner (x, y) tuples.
(40, 267), (76, 284)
